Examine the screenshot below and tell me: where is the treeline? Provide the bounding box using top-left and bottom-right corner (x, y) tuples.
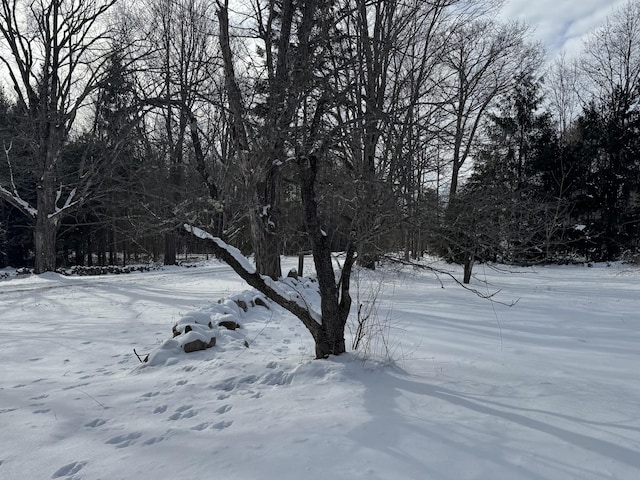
(0, 0), (639, 278)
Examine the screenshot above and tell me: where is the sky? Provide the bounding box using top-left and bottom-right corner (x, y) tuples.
(500, 0), (629, 59)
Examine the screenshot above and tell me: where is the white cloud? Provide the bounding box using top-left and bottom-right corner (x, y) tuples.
(499, 0), (629, 59)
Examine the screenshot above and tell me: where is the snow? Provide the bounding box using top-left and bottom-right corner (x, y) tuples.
(263, 275), (323, 324)
(0, 184), (37, 218)
(1, 259), (639, 479)
(184, 223), (256, 274)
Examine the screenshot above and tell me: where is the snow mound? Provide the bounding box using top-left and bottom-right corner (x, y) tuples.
(145, 275), (321, 366)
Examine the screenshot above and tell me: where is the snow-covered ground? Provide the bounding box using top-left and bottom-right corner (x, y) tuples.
(1, 258), (639, 480)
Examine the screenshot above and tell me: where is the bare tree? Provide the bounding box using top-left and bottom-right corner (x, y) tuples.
(322, 0), (462, 267)
(129, 0), (221, 264)
(580, 0), (640, 111)
(0, 0), (118, 272)
(217, 0), (307, 279)
(208, 0), (359, 357)
(547, 54), (581, 137)
(437, 18), (541, 199)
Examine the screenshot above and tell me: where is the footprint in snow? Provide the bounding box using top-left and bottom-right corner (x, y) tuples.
(84, 418), (107, 428)
(29, 394), (49, 400)
(153, 405), (168, 414)
(168, 405), (197, 420)
(238, 375), (258, 385)
(51, 460), (86, 478)
(211, 420), (233, 430)
(140, 391), (160, 399)
(105, 432), (142, 448)
(191, 422), (210, 431)
(142, 436), (166, 445)
(215, 404), (232, 414)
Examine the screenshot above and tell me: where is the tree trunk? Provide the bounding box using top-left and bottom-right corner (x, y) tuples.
(298, 252), (304, 277)
(463, 253), (474, 284)
(164, 232), (177, 265)
(298, 154), (354, 358)
(248, 202), (282, 279)
(34, 214), (58, 273)
(33, 170), (59, 273)
(217, 4), (283, 279)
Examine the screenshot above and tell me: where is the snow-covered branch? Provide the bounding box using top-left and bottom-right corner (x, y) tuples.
(0, 142), (37, 219)
(48, 186), (79, 219)
(184, 224), (323, 333)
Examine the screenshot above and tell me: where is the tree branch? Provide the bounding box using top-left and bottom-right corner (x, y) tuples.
(184, 224), (321, 337)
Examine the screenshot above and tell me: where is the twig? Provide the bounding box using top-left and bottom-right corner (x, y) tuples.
(382, 254), (519, 307)
(133, 348), (149, 363)
(74, 387), (107, 409)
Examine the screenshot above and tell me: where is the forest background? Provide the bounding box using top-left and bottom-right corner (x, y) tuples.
(1, 0), (639, 280)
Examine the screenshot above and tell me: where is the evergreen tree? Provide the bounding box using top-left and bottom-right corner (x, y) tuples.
(443, 75), (568, 281)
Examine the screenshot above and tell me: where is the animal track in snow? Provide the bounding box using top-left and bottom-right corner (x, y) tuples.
(215, 404), (232, 414)
(140, 391), (160, 399)
(105, 432), (142, 448)
(168, 405), (197, 420)
(142, 436), (166, 445)
(84, 418), (107, 428)
(212, 369), (293, 394)
(191, 422), (210, 431)
(51, 460), (86, 478)
(153, 405), (168, 414)
(211, 420), (233, 430)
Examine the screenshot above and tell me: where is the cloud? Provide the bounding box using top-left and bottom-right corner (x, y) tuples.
(499, 0), (629, 58)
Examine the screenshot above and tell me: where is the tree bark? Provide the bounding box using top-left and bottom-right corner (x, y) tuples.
(297, 154), (355, 358)
(33, 165), (58, 273)
(34, 214), (58, 273)
(217, 3), (282, 279)
(463, 253), (474, 284)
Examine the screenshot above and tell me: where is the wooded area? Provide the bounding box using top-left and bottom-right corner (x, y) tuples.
(1, 0), (639, 280)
